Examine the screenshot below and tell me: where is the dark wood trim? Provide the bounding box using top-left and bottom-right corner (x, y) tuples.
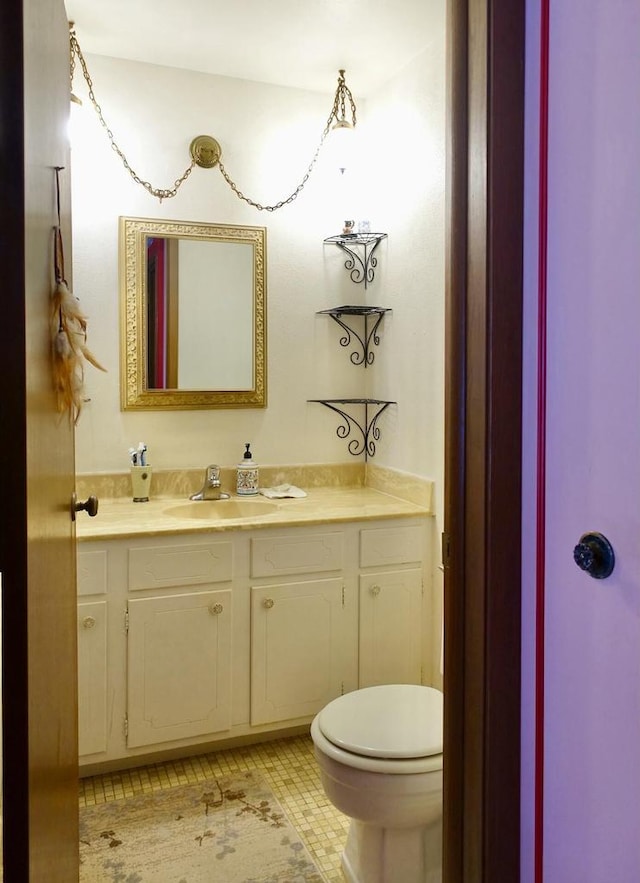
(443, 0), (468, 878)
(0, 0), (30, 874)
(482, 1), (524, 877)
(444, 0), (525, 880)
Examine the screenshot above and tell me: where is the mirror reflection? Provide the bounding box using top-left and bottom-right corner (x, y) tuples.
(120, 217), (266, 410)
(146, 236), (254, 391)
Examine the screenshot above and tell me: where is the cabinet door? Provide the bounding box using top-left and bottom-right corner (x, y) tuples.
(127, 589), (232, 748)
(78, 600), (108, 756)
(359, 569), (423, 687)
(251, 578), (346, 725)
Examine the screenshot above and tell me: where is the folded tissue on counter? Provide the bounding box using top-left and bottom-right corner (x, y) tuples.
(259, 484), (307, 499)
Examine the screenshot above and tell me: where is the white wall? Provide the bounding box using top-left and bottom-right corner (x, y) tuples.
(364, 34), (446, 684)
(71, 44), (445, 486)
(364, 41), (446, 525)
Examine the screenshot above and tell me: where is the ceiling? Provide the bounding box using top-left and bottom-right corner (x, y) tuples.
(64, 0), (441, 97)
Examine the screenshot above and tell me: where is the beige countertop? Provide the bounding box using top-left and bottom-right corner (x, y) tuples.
(76, 486), (431, 541)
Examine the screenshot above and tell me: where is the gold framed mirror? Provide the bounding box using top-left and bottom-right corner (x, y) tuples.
(120, 216), (266, 410)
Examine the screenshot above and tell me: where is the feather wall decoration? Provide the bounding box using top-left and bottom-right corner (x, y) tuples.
(51, 277), (106, 424)
(51, 166), (106, 424)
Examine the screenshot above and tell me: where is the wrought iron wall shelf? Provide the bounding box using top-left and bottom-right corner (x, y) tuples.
(324, 233), (387, 288)
(317, 305), (391, 367)
(308, 398), (395, 459)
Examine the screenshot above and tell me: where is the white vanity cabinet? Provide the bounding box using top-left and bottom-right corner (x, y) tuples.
(358, 570), (423, 686)
(124, 541), (234, 748)
(249, 531), (358, 725)
(358, 524), (426, 687)
(250, 526), (357, 725)
(77, 550), (109, 757)
(126, 588), (232, 747)
(250, 578), (350, 725)
(77, 515), (430, 771)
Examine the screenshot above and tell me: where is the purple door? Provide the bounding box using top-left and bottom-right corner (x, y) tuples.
(523, 1), (640, 880)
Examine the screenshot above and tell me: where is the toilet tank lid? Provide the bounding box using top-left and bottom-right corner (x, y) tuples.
(316, 684), (443, 759)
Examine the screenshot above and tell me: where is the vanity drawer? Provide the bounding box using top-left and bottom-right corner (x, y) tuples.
(128, 542), (233, 591)
(360, 525), (424, 568)
(77, 550), (108, 596)
(250, 532), (344, 578)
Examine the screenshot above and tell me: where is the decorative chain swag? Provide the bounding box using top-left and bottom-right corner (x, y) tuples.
(51, 166), (106, 424)
(69, 27), (357, 210)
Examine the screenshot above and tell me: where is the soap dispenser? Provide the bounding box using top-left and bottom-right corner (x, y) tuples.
(236, 443), (259, 496)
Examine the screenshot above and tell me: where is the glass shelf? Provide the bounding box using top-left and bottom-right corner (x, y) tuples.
(317, 305), (391, 367)
(323, 233), (387, 289)
(307, 398), (395, 459)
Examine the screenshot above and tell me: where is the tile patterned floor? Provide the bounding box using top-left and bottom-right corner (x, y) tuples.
(79, 734), (349, 882)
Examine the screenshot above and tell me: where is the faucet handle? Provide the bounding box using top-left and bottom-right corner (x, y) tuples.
(206, 464), (221, 484)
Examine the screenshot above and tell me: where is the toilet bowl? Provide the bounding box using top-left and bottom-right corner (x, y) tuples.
(310, 684), (443, 883)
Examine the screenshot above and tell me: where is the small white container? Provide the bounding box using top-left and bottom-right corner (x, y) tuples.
(236, 443), (259, 496)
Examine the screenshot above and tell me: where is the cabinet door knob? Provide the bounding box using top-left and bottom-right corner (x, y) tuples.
(262, 598), (275, 609)
(370, 584), (381, 597)
(209, 603), (224, 615)
(82, 616), (96, 629)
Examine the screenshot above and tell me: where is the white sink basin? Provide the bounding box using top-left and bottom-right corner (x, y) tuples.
(165, 500), (279, 520)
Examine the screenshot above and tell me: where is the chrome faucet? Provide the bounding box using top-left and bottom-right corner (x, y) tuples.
(189, 465), (230, 501)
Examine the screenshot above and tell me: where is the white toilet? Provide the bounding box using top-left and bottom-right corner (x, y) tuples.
(310, 684), (443, 883)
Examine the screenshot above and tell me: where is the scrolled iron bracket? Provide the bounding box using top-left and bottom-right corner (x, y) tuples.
(317, 305), (391, 366)
(308, 398), (395, 459)
(324, 233), (388, 289)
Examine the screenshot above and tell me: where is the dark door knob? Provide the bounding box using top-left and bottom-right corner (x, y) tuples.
(573, 532), (615, 579)
(71, 492), (99, 521)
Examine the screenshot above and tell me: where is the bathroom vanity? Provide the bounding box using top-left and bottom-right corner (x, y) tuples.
(76, 485), (433, 772)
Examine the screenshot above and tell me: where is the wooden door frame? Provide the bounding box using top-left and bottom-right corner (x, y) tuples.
(444, 0), (525, 880)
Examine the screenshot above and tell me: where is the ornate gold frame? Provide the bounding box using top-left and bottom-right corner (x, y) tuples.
(120, 216), (266, 410)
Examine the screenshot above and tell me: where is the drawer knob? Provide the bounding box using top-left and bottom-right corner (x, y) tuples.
(82, 615), (96, 629)
(370, 585), (381, 597)
(209, 603), (224, 616)
(263, 598), (275, 609)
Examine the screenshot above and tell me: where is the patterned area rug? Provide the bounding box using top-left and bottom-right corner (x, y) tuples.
(79, 770), (325, 882)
